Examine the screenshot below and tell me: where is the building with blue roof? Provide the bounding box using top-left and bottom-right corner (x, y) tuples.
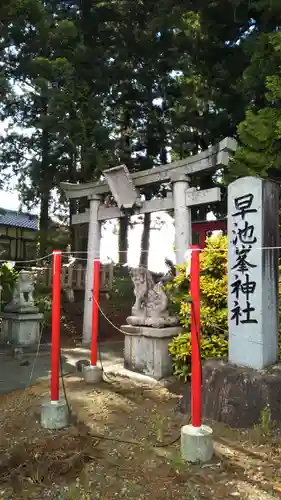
(0, 209), (38, 262)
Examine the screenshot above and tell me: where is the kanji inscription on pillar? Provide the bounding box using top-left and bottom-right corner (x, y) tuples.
(230, 193), (258, 327)
(228, 177), (279, 369)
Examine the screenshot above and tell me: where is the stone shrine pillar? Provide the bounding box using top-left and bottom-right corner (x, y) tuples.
(228, 176), (279, 369)
(82, 194), (101, 344)
(178, 176), (281, 428)
(171, 174), (192, 265)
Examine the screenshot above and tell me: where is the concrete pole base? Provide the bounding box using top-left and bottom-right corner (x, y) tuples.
(181, 424), (213, 463)
(41, 400), (69, 430)
(83, 364), (103, 383)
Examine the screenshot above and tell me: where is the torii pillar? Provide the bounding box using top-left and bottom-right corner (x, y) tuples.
(171, 173), (192, 264)
(83, 194), (101, 344)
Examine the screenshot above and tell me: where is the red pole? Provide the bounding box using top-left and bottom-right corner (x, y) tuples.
(190, 244), (201, 427)
(51, 250), (62, 402)
(91, 258), (100, 366)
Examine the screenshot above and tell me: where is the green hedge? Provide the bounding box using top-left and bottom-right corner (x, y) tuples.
(0, 263), (18, 308)
(167, 234), (281, 380)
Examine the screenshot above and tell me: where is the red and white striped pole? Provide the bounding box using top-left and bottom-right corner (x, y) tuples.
(91, 258), (100, 366)
(83, 258), (103, 383)
(189, 245), (202, 427)
(181, 245), (213, 463)
(41, 249), (69, 430)
(51, 250), (62, 402)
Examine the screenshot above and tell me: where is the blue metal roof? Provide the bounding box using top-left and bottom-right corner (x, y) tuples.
(0, 211), (38, 230)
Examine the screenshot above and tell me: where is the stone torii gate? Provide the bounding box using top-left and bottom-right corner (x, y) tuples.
(61, 137), (237, 344)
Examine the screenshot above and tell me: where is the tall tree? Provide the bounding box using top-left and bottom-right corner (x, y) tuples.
(0, 0), (117, 254)
(4, 0), (281, 261)
(231, 33), (281, 181)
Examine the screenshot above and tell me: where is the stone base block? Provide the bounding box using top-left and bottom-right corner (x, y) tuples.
(1, 312), (43, 346)
(181, 424), (213, 463)
(122, 325), (182, 380)
(179, 358), (281, 428)
(41, 400), (69, 430)
(83, 365), (103, 383)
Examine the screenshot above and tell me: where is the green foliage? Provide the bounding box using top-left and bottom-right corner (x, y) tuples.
(38, 225), (71, 255)
(0, 263), (19, 308)
(34, 292), (52, 328)
(168, 235), (228, 380)
(169, 234), (281, 379)
(169, 332), (228, 381)
(1, 0), (263, 242)
(111, 265), (133, 304)
(231, 30), (281, 182)
(3, 1), (281, 260)
(167, 235), (228, 332)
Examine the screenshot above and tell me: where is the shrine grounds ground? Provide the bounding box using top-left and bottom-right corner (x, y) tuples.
(1, 365), (281, 499)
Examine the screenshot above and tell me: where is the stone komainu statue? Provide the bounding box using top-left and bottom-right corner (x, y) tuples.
(5, 270), (37, 312)
(127, 266), (178, 327)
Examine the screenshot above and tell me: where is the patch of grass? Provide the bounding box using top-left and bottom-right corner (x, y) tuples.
(151, 415), (165, 443)
(251, 406), (277, 443)
(168, 452), (186, 471)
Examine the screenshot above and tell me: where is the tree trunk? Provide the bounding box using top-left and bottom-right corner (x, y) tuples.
(39, 190), (50, 257)
(39, 107), (50, 257)
(68, 109), (78, 249)
(68, 158), (78, 249)
(139, 212), (151, 267)
(69, 199), (78, 249)
(119, 216), (129, 264)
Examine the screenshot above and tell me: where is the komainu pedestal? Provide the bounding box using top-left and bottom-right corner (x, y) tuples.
(123, 325), (181, 380)
(122, 266), (181, 380)
(1, 270), (43, 347)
